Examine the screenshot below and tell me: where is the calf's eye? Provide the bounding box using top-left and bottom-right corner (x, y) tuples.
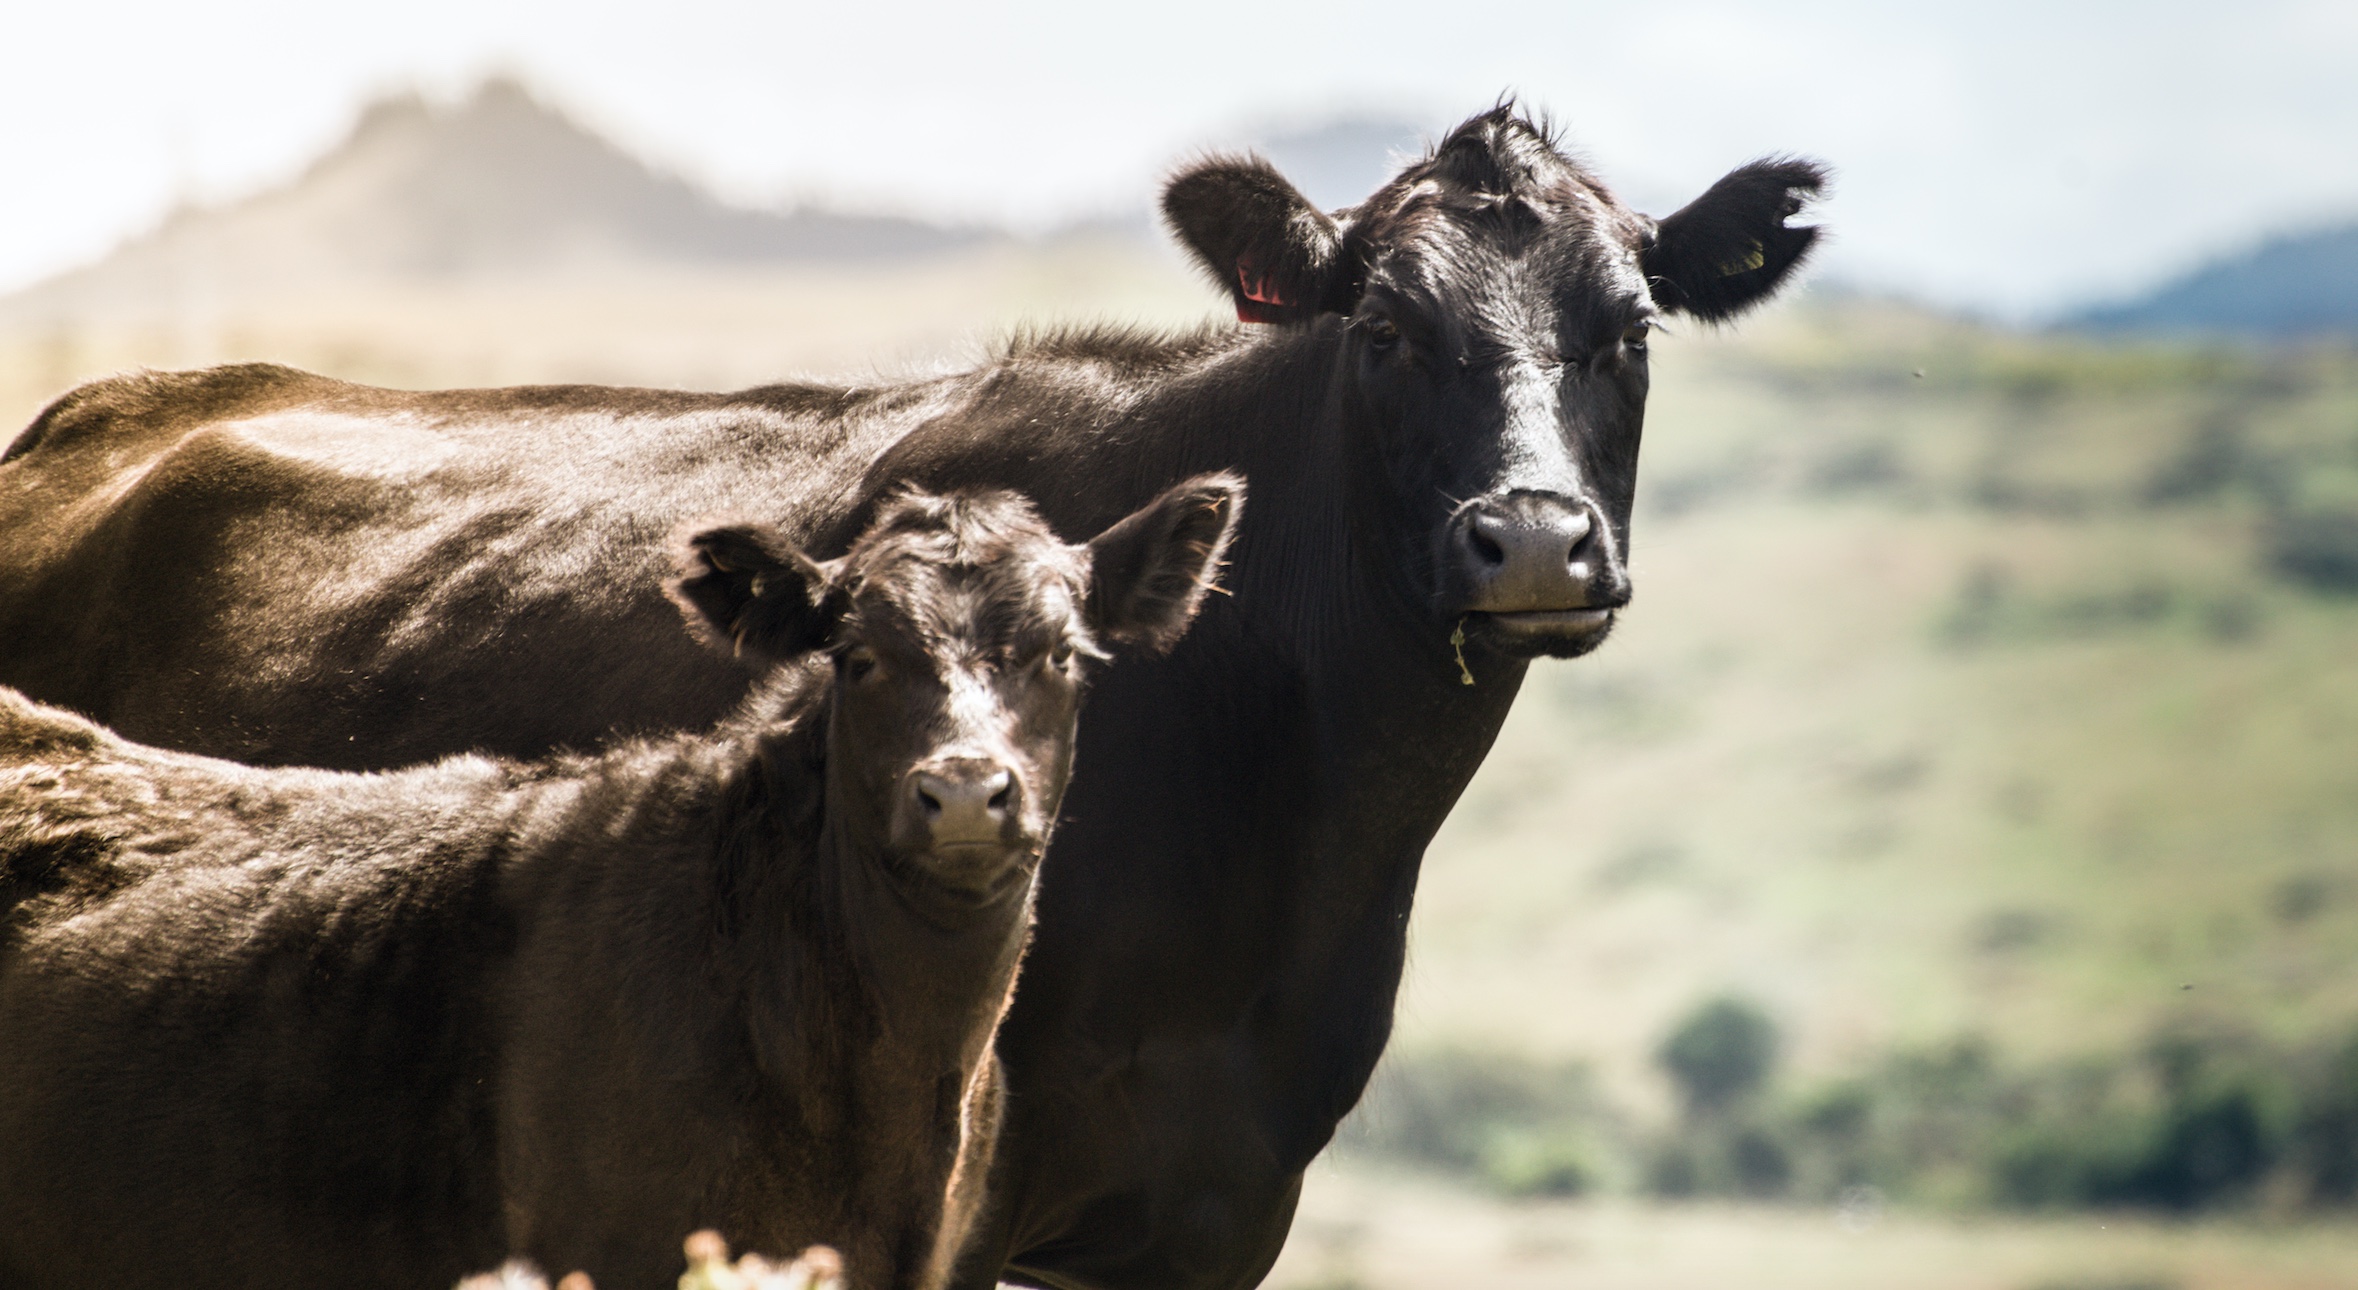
(842, 646), (880, 681)
(1047, 641), (1076, 671)
(1622, 321), (1652, 351)
(1362, 317), (1400, 352)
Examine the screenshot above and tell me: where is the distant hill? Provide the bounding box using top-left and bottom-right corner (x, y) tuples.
(2068, 221), (2358, 338)
(0, 79), (996, 323)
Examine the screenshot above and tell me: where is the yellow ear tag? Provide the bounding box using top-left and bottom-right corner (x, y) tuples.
(1719, 240), (1767, 276)
(1450, 620), (1475, 686)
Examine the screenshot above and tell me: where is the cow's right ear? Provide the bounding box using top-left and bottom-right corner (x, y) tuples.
(1163, 157), (1350, 324)
(1641, 158), (1828, 322)
(668, 522), (839, 663)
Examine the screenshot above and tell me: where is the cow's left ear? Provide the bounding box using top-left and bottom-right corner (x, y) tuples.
(1641, 158), (1828, 322)
(1082, 472), (1246, 652)
(668, 521), (841, 663)
(1163, 157), (1351, 324)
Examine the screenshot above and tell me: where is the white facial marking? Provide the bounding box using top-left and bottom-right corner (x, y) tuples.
(1497, 350), (1583, 494)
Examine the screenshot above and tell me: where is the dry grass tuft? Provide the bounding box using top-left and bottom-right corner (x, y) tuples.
(453, 1230), (844, 1290)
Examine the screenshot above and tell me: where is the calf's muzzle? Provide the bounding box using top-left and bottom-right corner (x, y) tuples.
(904, 757), (1021, 853)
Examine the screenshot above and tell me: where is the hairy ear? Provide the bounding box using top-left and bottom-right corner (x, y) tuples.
(1083, 472), (1246, 652)
(667, 521), (838, 663)
(1162, 157), (1351, 325)
(1641, 158), (1828, 322)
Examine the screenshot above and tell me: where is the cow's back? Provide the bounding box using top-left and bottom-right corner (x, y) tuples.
(0, 366), (950, 768)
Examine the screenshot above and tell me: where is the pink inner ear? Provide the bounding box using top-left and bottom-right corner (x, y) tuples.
(1236, 262), (1291, 307)
(1235, 261), (1294, 324)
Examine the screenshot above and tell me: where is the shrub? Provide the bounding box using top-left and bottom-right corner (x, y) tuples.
(2268, 508), (2358, 594)
(1342, 1019), (2358, 1217)
(2291, 1028), (2358, 1202)
(1337, 1047), (1613, 1196)
(1993, 1107), (2151, 1208)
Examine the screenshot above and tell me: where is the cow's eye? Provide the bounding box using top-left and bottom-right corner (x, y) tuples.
(1047, 640), (1076, 671)
(842, 646), (880, 681)
(1362, 317), (1401, 352)
(1622, 321), (1652, 352)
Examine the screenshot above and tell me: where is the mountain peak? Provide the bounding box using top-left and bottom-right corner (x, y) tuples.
(3, 78), (994, 322)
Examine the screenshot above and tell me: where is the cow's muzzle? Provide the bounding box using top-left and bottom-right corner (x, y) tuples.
(1446, 492), (1629, 653)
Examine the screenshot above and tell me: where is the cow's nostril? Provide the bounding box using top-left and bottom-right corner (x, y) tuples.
(916, 786), (943, 818)
(1562, 510), (1595, 557)
(1458, 495), (1614, 614)
(987, 782), (1013, 811)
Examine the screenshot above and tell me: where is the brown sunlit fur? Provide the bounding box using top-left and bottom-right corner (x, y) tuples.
(0, 481), (1238, 1290)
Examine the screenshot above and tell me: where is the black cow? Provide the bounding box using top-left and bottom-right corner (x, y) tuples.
(0, 478), (1242, 1290)
(0, 106), (1823, 1290)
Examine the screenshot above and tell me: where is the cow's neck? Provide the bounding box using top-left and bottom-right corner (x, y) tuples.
(1023, 327), (1537, 1155)
(1132, 320), (1532, 821)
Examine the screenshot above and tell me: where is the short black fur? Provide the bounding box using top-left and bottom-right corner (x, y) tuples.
(1640, 157), (1829, 321)
(1161, 158), (1349, 322)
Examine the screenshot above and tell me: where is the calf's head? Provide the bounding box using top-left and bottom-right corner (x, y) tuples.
(670, 475), (1243, 896)
(1164, 106), (1825, 658)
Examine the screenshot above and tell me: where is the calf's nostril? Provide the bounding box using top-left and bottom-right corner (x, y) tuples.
(1467, 526), (1506, 567)
(911, 764), (1019, 848)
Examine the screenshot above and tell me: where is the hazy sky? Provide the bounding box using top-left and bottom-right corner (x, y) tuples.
(6, 0), (2355, 318)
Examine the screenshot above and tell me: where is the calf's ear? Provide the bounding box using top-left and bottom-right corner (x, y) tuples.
(1163, 157), (1351, 324)
(668, 522), (839, 663)
(1641, 158), (1828, 322)
(1083, 472), (1246, 653)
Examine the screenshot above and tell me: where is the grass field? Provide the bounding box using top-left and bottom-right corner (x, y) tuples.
(1270, 1159), (2358, 1290)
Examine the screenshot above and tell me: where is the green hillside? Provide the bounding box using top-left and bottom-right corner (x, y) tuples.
(1399, 300), (2358, 1101)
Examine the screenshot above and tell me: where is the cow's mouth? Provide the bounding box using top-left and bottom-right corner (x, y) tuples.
(1483, 607), (1615, 633)
(930, 839), (1020, 863)
(927, 836), (1041, 876)
(1468, 606), (1618, 657)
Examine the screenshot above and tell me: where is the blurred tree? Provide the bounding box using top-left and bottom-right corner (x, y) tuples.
(1659, 996), (1782, 1118)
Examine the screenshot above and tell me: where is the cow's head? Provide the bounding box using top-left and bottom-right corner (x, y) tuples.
(1164, 106), (1824, 659)
(669, 476), (1242, 898)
